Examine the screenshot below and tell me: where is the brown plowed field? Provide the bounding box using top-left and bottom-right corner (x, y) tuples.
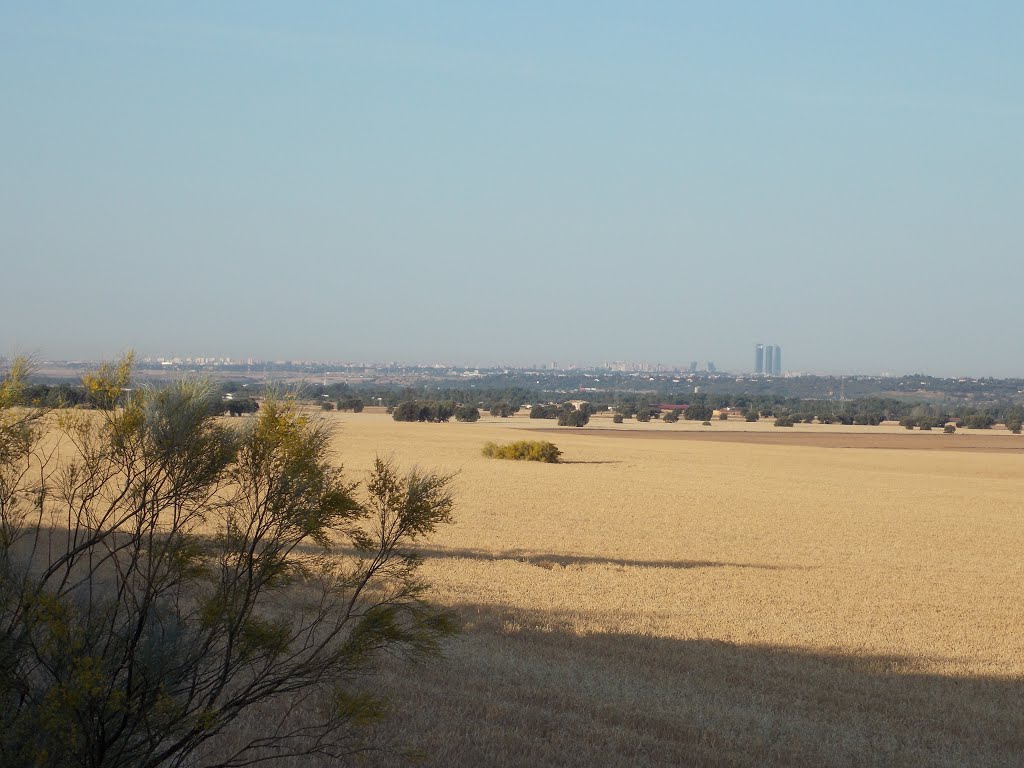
(532, 427), (1024, 452)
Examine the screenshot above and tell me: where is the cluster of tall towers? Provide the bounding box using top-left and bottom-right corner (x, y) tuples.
(755, 344), (782, 376)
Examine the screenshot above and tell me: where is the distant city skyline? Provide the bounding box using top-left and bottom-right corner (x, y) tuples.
(2, 5), (1022, 377)
(12, 347), (1019, 381)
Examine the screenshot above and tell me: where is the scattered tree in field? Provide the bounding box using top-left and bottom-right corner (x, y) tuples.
(488, 402), (518, 418)
(557, 409), (590, 427)
(454, 404), (481, 422)
(529, 404), (561, 420)
(964, 412), (995, 429)
(774, 415), (796, 427)
(612, 413), (624, 423)
(685, 403), (713, 421)
(745, 411), (759, 422)
(719, 412), (729, 421)
(337, 396), (364, 412)
(944, 424), (957, 433)
(1007, 419), (1022, 434)
(0, 357), (456, 767)
(225, 397), (260, 417)
(662, 409), (680, 423)
(481, 440), (561, 463)
(321, 400), (336, 410)
(392, 400), (457, 423)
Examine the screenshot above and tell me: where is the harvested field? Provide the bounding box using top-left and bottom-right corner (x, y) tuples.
(319, 413), (1024, 767)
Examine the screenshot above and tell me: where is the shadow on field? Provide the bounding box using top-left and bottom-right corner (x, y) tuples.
(415, 546), (793, 571)
(373, 602), (1024, 768)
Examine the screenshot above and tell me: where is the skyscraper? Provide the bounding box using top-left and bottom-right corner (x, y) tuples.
(765, 345), (774, 376)
(773, 345), (782, 375)
(755, 344), (764, 374)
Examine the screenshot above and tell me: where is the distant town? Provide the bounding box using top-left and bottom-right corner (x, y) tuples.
(17, 346), (1024, 407)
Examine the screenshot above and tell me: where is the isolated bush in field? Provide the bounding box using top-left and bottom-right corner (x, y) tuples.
(0, 356), (456, 767)
(718, 412), (729, 421)
(662, 409), (680, 423)
(900, 418), (916, 430)
(321, 400), (335, 410)
(1007, 419), (1023, 434)
(944, 424), (957, 434)
(701, 421), (712, 426)
(612, 414), (624, 424)
(745, 411), (759, 422)
(481, 440), (561, 463)
(774, 415), (795, 427)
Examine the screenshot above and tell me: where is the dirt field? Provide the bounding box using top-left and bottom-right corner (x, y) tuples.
(314, 412), (1024, 767)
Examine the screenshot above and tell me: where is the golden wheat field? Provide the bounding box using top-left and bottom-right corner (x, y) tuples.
(311, 411), (1024, 768)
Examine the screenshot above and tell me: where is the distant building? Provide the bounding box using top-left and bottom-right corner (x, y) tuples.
(712, 407), (744, 418)
(688, 361), (698, 372)
(755, 344), (764, 374)
(706, 361), (716, 373)
(773, 345), (782, 376)
(765, 346), (774, 376)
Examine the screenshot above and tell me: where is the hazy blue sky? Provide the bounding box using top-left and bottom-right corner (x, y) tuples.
(2, 3), (1021, 375)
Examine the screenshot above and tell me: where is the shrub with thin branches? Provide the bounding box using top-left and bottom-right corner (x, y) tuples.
(481, 441), (561, 463)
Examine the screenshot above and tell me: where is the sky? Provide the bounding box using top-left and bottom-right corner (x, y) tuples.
(2, 3), (1022, 376)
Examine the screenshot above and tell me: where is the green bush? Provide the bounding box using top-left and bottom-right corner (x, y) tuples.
(612, 414), (624, 424)
(744, 411), (759, 422)
(943, 424), (956, 434)
(1006, 419), (1022, 434)
(662, 409), (680, 423)
(774, 415), (795, 427)
(481, 440), (561, 463)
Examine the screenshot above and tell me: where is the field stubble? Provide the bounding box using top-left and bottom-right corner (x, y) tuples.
(325, 413), (1023, 766)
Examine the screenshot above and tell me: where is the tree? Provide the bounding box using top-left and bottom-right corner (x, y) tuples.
(744, 411), (759, 422)
(392, 400), (421, 421)
(1006, 419), (1022, 434)
(224, 397), (259, 417)
(685, 403), (712, 421)
(557, 409), (590, 427)
(662, 409), (680, 423)
(454, 405), (481, 422)
(964, 412), (995, 429)
(0, 358), (455, 767)
(488, 402), (518, 418)
(337, 397), (364, 413)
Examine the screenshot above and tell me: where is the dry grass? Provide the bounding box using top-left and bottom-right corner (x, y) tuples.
(318, 412), (1024, 767)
